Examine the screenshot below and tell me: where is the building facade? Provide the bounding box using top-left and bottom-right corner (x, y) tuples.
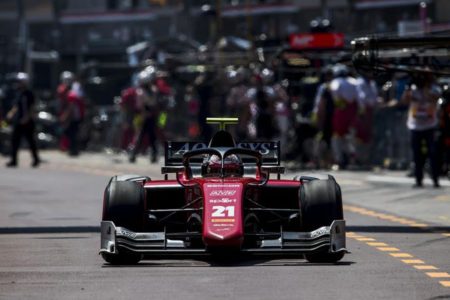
(0, 0), (448, 90)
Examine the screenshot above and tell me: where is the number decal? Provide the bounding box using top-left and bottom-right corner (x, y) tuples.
(212, 206), (235, 217)
(226, 206), (235, 217)
(212, 206), (225, 217)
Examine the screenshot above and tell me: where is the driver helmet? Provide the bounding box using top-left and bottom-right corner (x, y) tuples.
(203, 154), (243, 177)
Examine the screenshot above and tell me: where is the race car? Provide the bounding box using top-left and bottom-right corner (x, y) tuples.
(100, 118), (346, 264)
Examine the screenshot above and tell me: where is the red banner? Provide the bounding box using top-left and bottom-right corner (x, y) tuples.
(289, 33), (345, 50)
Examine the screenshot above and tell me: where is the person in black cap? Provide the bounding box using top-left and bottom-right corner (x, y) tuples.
(5, 72), (40, 167)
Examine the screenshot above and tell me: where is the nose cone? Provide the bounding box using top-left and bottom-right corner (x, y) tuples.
(202, 182), (244, 248)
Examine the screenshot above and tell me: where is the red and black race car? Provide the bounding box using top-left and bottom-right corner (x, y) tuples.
(100, 118), (346, 264)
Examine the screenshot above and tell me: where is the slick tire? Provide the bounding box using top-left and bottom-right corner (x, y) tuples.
(102, 179), (145, 232)
(299, 176), (344, 263)
(101, 176), (147, 265)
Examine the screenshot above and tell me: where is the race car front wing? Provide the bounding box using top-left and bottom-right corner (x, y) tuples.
(100, 220), (346, 256)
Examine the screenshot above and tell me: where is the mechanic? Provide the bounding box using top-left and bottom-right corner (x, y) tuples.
(129, 67), (160, 164)
(194, 72), (214, 142)
(438, 87), (450, 178)
(401, 71), (441, 188)
(56, 71), (74, 151)
(5, 72), (40, 168)
(272, 72), (290, 158)
(60, 74), (85, 157)
(119, 82), (138, 150)
(355, 72), (381, 168)
(329, 64), (359, 169)
(226, 68), (251, 140)
(245, 68), (279, 139)
(312, 65), (335, 168)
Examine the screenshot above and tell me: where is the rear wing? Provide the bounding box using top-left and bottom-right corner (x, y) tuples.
(164, 141), (281, 166)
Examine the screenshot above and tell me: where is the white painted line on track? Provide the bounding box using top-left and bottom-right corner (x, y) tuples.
(366, 175), (450, 187)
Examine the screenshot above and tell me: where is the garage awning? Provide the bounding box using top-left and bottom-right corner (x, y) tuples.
(60, 8), (177, 24)
(355, 0), (431, 9)
(221, 3), (299, 18)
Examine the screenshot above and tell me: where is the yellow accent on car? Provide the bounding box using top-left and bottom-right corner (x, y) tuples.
(206, 117), (239, 130)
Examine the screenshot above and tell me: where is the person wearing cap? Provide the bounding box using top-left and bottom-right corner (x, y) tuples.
(5, 72), (40, 167)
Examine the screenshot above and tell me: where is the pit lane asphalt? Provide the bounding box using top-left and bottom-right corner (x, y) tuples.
(0, 151), (449, 300)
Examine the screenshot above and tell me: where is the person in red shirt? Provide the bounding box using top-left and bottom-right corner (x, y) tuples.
(129, 67), (160, 163)
(56, 71), (74, 151)
(119, 86), (137, 150)
(60, 78), (85, 157)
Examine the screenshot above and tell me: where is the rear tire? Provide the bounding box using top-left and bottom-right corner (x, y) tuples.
(299, 176), (345, 263)
(102, 178), (146, 264)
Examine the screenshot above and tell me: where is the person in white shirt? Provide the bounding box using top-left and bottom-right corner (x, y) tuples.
(329, 64), (359, 169)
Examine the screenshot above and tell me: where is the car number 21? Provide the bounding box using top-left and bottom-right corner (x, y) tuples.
(212, 206), (235, 217)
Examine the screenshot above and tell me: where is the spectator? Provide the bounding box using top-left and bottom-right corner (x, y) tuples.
(401, 72), (441, 188)
(5, 72), (40, 167)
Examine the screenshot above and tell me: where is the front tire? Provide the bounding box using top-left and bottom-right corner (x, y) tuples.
(299, 176), (345, 263)
(102, 178), (146, 264)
